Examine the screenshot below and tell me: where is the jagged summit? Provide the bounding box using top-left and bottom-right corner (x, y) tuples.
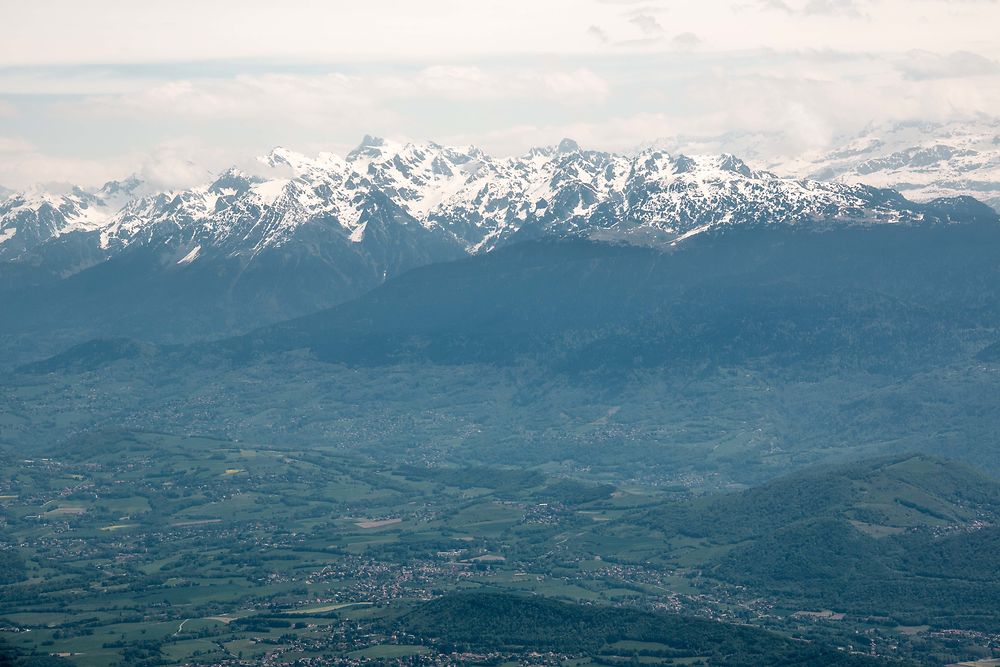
(98, 174), (144, 198)
(557, 138), (580, 154)
(347, 134), (396, 162)
(260, 146), (298, 167)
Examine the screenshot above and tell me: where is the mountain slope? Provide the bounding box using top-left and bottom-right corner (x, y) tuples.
(0, 177), (144, 262)
(647, 454), (1000, 540)
(216, 221), (1000, 371)
(12, 221), (1000, 487)
(636, 455), (1000, 629)
(399, 592), (902, 666)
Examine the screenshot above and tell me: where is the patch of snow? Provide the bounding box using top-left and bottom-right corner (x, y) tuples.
(349, 222), (366, 243)
(671, 222), (714, 245)
(251, 179), (290, 205)
(176, 245), (201, 265)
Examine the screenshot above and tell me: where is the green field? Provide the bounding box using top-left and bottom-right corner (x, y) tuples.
(2, 432), (1000, 665)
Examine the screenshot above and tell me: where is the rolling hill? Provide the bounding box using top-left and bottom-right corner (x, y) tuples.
(636, 455), (1000, 629)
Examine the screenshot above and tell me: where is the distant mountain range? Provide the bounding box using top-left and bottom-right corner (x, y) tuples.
(646, 118), (1000, 213)
(783, 118), (1000, 213)
(4, 134), (996, 267)
(1, 134), (996, 360)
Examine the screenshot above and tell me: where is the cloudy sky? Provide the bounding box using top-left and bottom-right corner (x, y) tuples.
(1, 0), (999, 189)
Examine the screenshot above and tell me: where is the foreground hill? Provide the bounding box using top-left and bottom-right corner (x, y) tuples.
(648, 454), (1000, 541)
(398, 592), (905, 666)
(629, 455), (1000, 629)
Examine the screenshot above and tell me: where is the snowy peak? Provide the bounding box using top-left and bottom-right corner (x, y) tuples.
(209, 168), (261, 195)
(97, 174), (145, 200)
(260, 146), (303, 169)
(716, 154), (755, 177)
(557, 138), (580, 154)
(0, 187), (116, 259)
(257, 146), (351, 176)
(344, 138), (488, 221)
(346, 134), (395, 162)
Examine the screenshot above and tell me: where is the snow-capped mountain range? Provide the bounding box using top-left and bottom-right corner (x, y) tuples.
(1, 135), (997, 360)
(636, 118), (1000, 215)
(777, 118), (1000, 213)
(1, 135), (994, 274)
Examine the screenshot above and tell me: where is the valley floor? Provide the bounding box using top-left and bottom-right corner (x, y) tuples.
(2, 433), (999, 666)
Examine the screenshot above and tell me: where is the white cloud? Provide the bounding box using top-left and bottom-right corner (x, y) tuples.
(433, 52), (1000, 160)
(0, 136), (34, 153)
(0, 151), (130, 190)
(63, 66), (609, 129)
(1, 0), (999, 188)
(672, 32), (702, 49)
(392, 66), (611, 103)
(759, 0), (867, 16)
(897, 50), (1000, 80)
(587, 25), (611, 43)
(0, 1), (616, 65)
(628, 13), (666, 35)
(4, 0), (1000, 64)
(71, 74), (380, 124)
(135, 140), (230, 191)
